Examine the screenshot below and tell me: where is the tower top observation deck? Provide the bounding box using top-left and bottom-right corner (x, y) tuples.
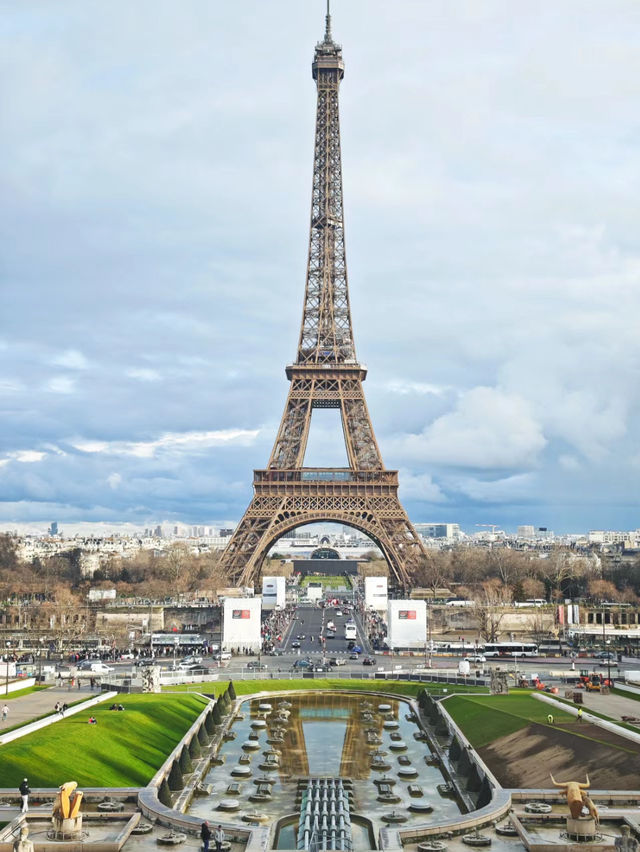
(313, 0), (344, 79)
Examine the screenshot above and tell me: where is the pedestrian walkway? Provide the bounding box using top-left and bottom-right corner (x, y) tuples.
(0, 683), (96, 731)
(576, 690), (640, 724)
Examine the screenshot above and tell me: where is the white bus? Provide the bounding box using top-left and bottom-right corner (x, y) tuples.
(483, 642), (539, 658)
(344, 622), (357, 641)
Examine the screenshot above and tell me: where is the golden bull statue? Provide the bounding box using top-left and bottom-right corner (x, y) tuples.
(550, 775), (598, 823)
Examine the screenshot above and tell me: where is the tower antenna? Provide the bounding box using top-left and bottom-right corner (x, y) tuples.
(325, 0), (332, 41)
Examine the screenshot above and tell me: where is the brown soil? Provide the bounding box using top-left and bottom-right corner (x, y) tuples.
(477, 720), (640, 790)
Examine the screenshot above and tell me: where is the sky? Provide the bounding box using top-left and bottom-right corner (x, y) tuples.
(1, 1), (639, 535)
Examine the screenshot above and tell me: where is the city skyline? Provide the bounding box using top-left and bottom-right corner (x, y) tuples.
(2, 2), (639, 533)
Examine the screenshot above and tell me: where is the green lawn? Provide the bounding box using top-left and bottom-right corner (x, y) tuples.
(300, 575), (352, 589)
(444, 693), (575, 748)
(164, 677), (489, 698)
(0, 693), (208, 787)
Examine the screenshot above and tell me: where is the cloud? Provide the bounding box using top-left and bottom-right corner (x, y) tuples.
(71, 428), (260, 459)
(45, 376), (76, 394)
(107, 472), (122, 489)
(1, 2), (640, 530)
(385, 380), (452, 397)
(52, 349), (89, 370)
(398, 470), (446, 504)
(0, 450), (46, 467)
(389, 387), (547, 470)
(126, 368), (162, 382)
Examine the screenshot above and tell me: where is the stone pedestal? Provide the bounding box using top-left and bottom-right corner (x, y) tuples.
(51, 814), (83, 837)
(566, 816), (597, 840)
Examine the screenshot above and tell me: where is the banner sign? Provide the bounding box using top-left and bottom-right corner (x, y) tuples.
(232, 609), (251, 619)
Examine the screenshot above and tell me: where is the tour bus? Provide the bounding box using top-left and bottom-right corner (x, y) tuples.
(483, 642), (539, 658)
(344, 622), (357, 641)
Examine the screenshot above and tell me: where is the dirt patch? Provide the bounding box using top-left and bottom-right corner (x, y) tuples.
(477, 720), (640, 789)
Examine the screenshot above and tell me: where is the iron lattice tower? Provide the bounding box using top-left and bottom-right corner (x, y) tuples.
(218, 6), (429, 589)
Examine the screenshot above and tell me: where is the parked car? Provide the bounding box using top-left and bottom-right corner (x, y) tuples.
(183, 655), (203, 664)
(594, 651), (616, 660)
(362, 657), (376, 666)
(135, 658), (157, 667)
(293, 659), (312, 669)
(80, 662), (114, 674)
(464, 654), (486, 663)
(174, 662), (205, 672)
(314, 664), (331, 672)
(246, 661), (267, 670)
(119, 652), (135, 660)
(214, 651), (232, 661)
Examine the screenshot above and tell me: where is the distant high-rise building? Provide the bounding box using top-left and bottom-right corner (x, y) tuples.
(219, 528), (234, 538)
(517, 525), (535, 539)
(154, 525), (162, 537)
(414, 523), (460, 540)
(49, 522), (58, 536)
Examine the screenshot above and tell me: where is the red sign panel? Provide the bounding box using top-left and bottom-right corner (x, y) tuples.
(398, 610), (416, 620)
(232, 609), (251, 619)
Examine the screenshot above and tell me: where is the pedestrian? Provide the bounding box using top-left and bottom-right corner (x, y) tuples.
(214, 824), (225, 852)
(54, 701), (61, 715)
(61, 703), (68, 717)
(19, 778), (30, 813)
(577, 707), (583, 722)
(1, 704), (8, 723)
(201, 821), (211, 852)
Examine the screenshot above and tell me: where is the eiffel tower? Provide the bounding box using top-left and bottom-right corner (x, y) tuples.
(218, 4), (429, 590)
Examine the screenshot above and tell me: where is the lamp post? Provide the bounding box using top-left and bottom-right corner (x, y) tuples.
(602, 607), (611, 686)
(4, 642), (10, 696)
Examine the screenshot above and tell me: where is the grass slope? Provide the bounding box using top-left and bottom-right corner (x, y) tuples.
(1, 685), (49, 701)
(444, 693), (574, 748)
(164, 677), (489, 698)
(0, 693), (208, 788)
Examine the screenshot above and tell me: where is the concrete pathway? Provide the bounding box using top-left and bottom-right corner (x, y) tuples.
(0, 683), (97, 730)
(571, 689), (640, 724)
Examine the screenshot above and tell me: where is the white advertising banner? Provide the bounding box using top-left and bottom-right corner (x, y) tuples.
(262, 576), (286, 610)
(387, 600), (427, 649)
(364, 576), (388, 611)
(222, 597), (262, 651)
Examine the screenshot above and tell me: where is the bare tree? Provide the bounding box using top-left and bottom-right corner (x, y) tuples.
(473, 579), (511, 642)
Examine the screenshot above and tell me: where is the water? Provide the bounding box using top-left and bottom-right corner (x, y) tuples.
(187, 692), (463, 844)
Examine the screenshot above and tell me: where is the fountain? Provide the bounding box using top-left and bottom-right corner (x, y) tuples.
(462, 827), (492, 846)
(49, 782), (84, 840)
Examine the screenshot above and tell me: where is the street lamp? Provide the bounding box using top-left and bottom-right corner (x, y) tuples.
(602, 607), (612, 686)
(4, 642), (10, 696)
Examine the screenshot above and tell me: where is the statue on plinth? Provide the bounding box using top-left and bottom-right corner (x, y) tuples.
(13, 826), (34, 852)
(51, 781), (83, 837)
(550, 774), (599, 839)
(615, 825), (639, 852)
(490, 669), (509, 695)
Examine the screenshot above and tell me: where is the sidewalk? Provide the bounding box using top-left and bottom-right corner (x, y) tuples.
(0, 683), (97, 731)
(575, 689), (640, 723)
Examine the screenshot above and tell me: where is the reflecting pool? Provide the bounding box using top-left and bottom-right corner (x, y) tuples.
(187, 692), (463, 846)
